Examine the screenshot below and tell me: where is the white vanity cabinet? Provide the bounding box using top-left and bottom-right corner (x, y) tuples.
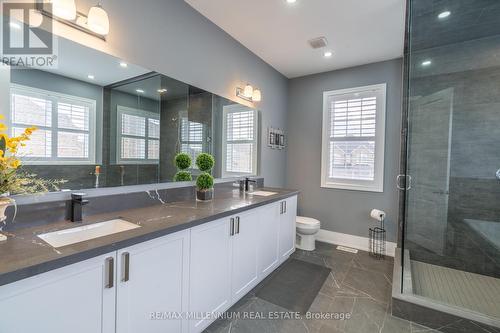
(116, 230), (190, 333)
(257, 202), (281, 277)
(230, 209), (259, 301)
(188, 197), (297, 333)
(188, 210), (261, 333)
(278, 196), (298, 263)
(0, 194), (298, 333)
(0, 252), (117, 333)
(189, 217), (233, 333)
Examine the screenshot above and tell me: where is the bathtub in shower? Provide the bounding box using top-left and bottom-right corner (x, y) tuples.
(464, 219), (500, 251)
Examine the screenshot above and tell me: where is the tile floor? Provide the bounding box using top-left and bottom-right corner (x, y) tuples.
(204, 241), (438, 333)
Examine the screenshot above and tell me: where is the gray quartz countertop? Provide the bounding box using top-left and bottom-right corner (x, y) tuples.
(0, 187), (298, 286)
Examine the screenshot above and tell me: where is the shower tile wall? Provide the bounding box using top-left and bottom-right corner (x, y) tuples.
(407, 50), (500, 278)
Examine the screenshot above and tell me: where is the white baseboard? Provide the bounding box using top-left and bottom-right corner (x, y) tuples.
(316, 229), (397, 257)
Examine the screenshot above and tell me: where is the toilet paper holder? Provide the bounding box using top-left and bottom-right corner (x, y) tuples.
(369, 209), (386, 259)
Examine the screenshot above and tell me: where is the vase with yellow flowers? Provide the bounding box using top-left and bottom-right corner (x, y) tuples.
(0, 115), (65, 239)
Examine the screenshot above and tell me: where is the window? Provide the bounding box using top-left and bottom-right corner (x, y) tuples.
(321, 84), (386, 192)
(179, 111), (204, 168)
(222, 105), (258, 177)
(9, 85), (96, 164)
(116, 106), (159, 163)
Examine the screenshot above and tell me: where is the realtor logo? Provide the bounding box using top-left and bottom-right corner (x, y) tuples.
(1, 1), (57, 68)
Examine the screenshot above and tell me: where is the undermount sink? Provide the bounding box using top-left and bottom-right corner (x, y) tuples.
(248, 191), (278, 197)
(37, 219), (141, 248)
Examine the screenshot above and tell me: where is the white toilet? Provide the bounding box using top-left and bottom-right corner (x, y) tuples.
(296, 216), (321, 251)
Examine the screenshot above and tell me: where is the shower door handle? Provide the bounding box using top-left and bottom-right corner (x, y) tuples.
(397, 175), (412, 190)
(496, 169), (500, 180)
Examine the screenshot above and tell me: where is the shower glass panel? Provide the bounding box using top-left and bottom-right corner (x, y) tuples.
(403, 0), (500, 321)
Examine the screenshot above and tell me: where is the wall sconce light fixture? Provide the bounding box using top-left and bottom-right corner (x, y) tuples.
(87, 3), (110, 35)
(36, 0), (110, 39)
(52, 0), (77, 20)
(236, 83), (262, 102)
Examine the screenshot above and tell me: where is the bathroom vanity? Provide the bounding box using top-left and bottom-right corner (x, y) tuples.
(0, 16), (294, 333)
(0, 189), (298, 333)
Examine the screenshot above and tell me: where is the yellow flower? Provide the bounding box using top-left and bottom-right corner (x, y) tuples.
(6, 138), (18, 149)
(9, 159), (21, 169)
(0, 114), (4, 120)
(24, 127), (37, 136)
(0, 123), (7, 132)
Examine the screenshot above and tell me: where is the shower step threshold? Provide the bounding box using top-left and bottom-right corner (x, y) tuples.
(411, 260), (500, 320)
(392, 249), (500, 331)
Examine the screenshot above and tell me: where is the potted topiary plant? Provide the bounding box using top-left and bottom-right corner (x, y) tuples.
(173, 153), (192, 182)
(196, 172), (214, 201)
(195, 153), (215, 201)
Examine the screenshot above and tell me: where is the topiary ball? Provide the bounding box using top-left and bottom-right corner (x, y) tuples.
(196, 172), (214, 191)
(173, 171), (192, 182)
(196, 153), (215, 172)
(175, 153), (192, 170)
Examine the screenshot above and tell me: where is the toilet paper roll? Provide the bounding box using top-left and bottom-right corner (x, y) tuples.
(370, 209), (386, 222)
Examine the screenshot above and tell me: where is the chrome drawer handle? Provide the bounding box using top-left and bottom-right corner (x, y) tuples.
(122, 252), (130, 282)
(105, 257), (114, 289)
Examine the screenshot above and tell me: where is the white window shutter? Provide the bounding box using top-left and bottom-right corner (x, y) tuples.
(10, 85), (96, 164)
(223, 107), (257, 176)
(321, 84), (386, 192)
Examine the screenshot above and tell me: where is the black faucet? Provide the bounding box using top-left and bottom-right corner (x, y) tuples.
(71, 193), (89, 222)
(243, 177), (257, 192)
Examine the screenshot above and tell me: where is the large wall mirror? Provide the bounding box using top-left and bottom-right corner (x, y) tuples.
(1, 36), (260, 191)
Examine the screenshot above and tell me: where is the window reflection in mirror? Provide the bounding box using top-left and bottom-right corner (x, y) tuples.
(0, 36), (259, 192)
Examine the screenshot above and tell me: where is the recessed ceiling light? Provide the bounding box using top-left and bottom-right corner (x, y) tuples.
(157, 89), (167, 93)
(324, 51), (333, 58)
(421, 60), (432, 67)
(286, 0), (297, 3)
(87, 74), (95, 79)
(136, 89), (145, 93)
(119, 62), (128, 68)
(438, 11), (451, 19)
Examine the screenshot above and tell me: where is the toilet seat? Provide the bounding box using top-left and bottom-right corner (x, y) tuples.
(296, 216), (320, 229)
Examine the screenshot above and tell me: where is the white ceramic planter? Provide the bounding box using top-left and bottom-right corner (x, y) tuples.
(0, 195), (10, 242)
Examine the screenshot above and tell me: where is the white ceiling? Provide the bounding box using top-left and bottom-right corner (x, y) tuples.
(185, 0), (406, 78)
(52, 37), (150, 86)
(9, 19), (150, 86)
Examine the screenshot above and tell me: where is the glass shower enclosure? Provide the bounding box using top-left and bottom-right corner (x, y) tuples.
(401, 0), (500, 326)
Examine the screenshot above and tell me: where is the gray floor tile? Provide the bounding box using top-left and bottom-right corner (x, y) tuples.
(412, 322), (439, 332)
(344, 297), (388, 333)
(352, 250), (394, 276)
(204, 242), (439, 333)
(382, 315), (412, 333)
(343, 266), (393, 304)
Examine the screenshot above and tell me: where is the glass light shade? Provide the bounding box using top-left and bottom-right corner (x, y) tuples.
(29, 10), (44, 27)
(252, 89), (262, 102)
(243, 84), (254, 98)
(52, 0), (76, 20)
(87, 5), (110, 35)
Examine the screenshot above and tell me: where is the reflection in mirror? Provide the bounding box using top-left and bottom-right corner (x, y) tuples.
(1, 36), (259, 192)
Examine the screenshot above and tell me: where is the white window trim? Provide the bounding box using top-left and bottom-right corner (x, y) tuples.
(9, 84), (97, 165)
(321, 83), (386, 192)
(221, 104), (258, 178)
(116, 105), (160, 164)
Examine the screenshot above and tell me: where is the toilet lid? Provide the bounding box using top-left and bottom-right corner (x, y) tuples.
(296, 216), (320, 227)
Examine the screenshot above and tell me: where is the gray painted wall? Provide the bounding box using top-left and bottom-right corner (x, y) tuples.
(61, 0), (289, 188)
(286, 59), (403, 242)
